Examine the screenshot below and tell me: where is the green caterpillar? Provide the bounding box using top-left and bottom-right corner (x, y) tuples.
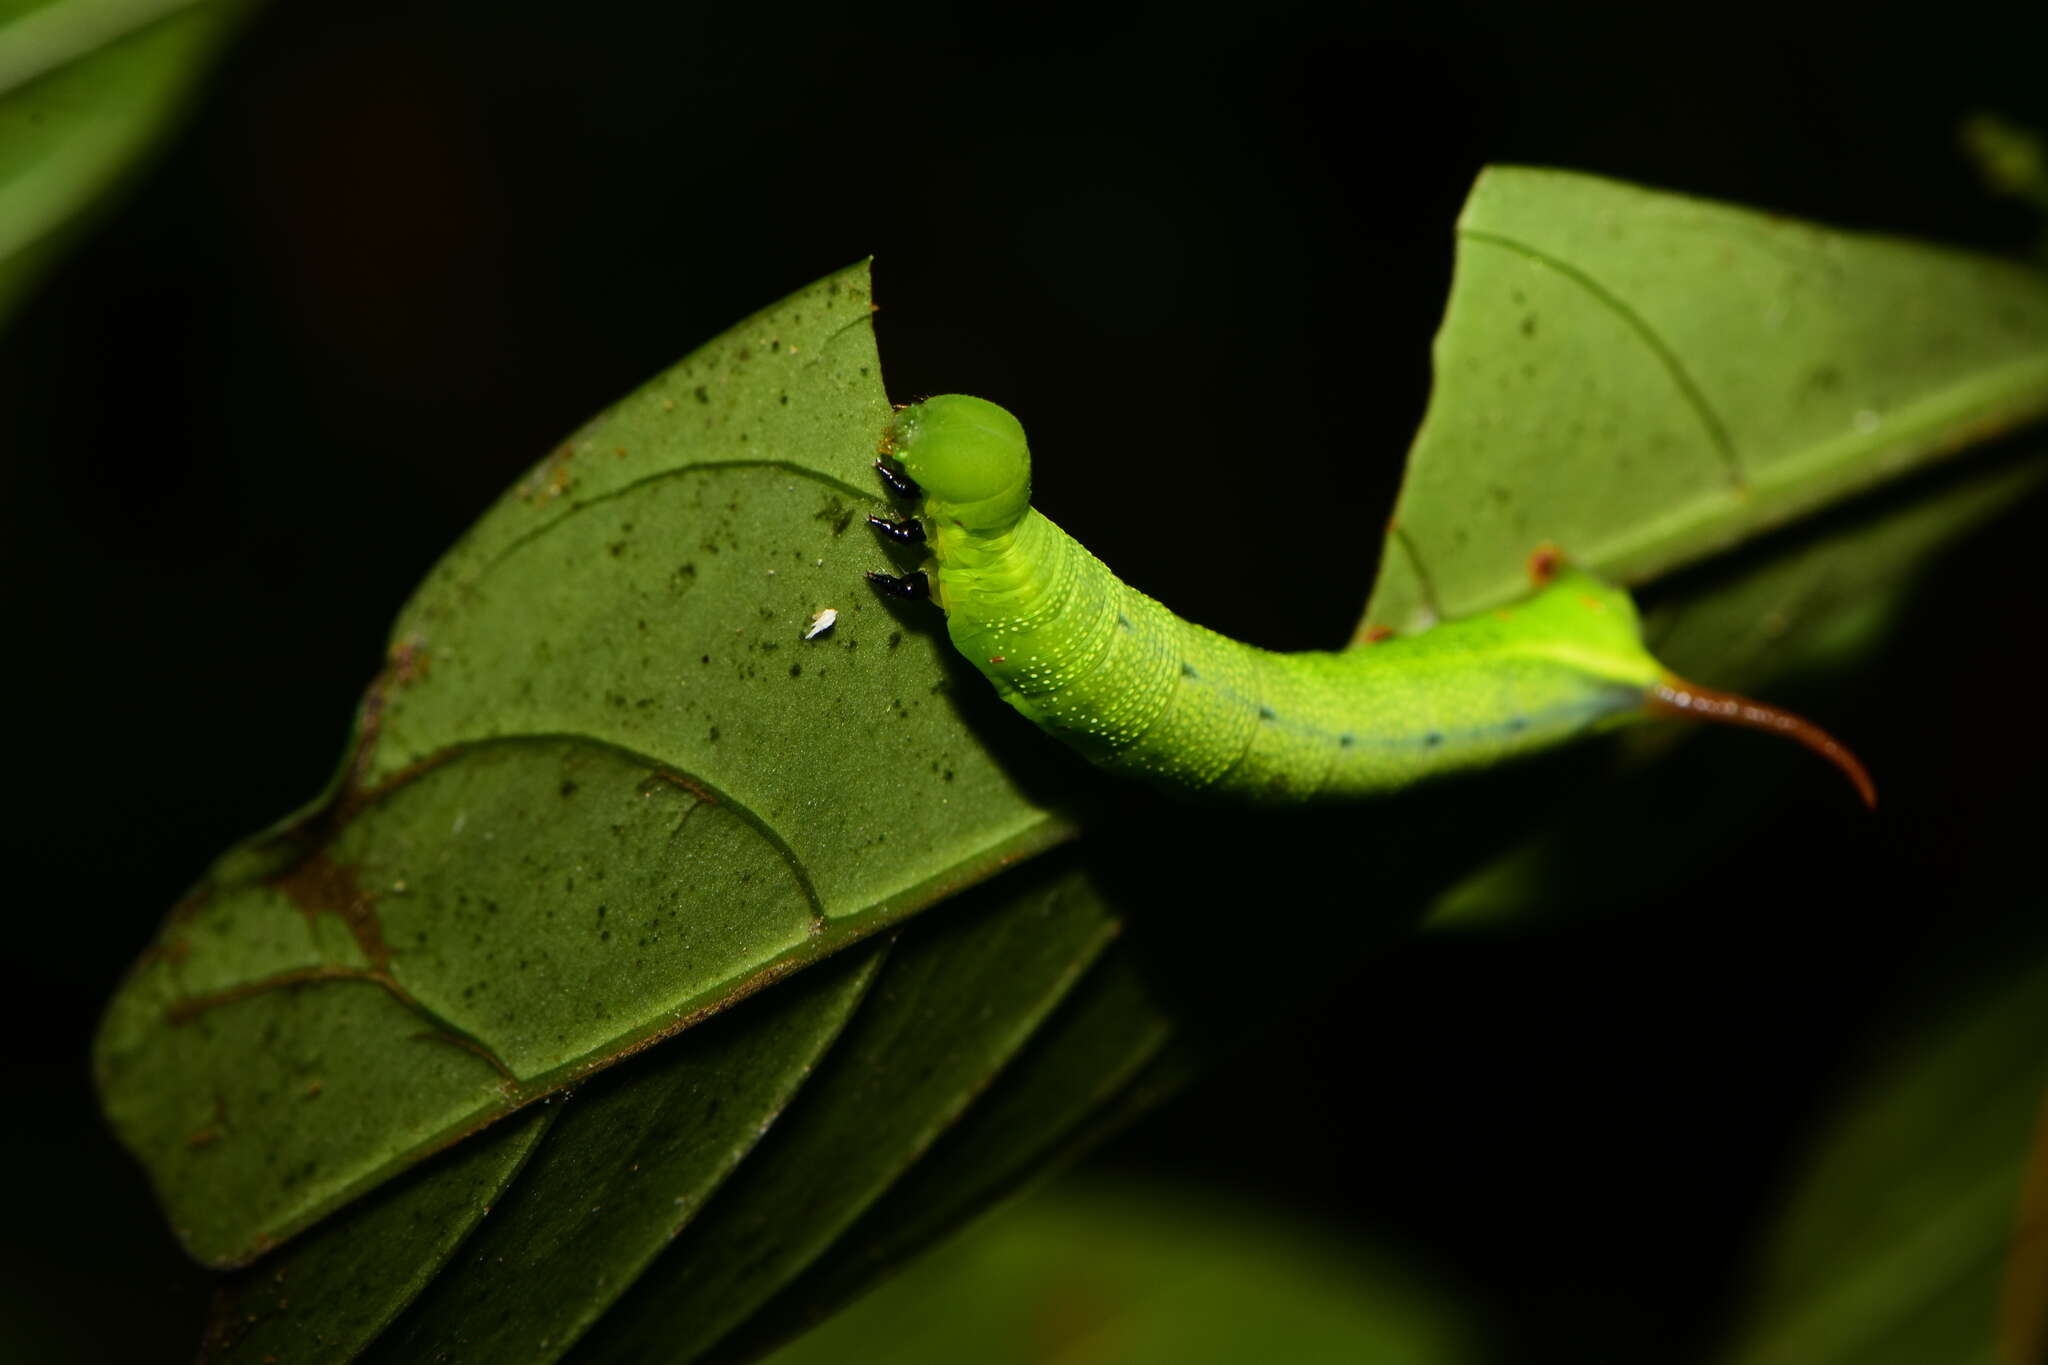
(865, 394), (1873, 807)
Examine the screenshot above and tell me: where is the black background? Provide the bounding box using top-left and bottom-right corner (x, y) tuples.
(6, 1), (2048, 1360)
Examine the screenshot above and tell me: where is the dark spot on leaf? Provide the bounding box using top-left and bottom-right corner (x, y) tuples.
(1424, 731), (1443, 747)
(701, 654), (711, 664)
(1339, 734), (1356, 748)
(1117, 614), (1132, 631)
(1180, 662), (1197, 678)
(708, 726), (721, 742)
(1521, 314), (1538, 337)
(694, 385), (709, 404)
(789, 663), (802, 677)
(888, 631), (903, 650)
(560, 780), (579, 798)
(812, 499), (855, 535)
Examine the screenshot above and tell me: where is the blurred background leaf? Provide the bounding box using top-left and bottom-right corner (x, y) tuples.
(0, 0), (252, 326)
(1715, 893), (2048, 1364)
(758, 1174), (1486, 1365)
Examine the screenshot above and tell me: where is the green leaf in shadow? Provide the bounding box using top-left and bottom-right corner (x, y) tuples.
(706, 948), (1180, 1364)
(556, 861), (1123, 1364)
(200, 1106), (558, 1364)
(191, 858), (1160, 1364)
(754, 1177), (1485, 1365)
(1718, 915), (2048, 1365)
(0, 0), (251, 325)
(196, 937), (887, 1365)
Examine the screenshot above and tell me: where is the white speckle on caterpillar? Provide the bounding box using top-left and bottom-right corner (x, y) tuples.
(803, 608), (838, 640)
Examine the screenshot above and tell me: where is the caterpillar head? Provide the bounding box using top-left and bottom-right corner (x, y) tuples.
(885, 394), (1032, 532)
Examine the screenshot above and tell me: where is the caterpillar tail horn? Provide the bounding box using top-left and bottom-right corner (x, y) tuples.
(1646, 677), (1876, 809)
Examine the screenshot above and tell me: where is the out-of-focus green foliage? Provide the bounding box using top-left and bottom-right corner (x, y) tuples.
(763, 1177), (1485, 1365)
(0, 0), (251, 324)
(1719, 920), (2048, 1365)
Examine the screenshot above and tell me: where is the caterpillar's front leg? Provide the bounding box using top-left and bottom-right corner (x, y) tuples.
(864, 569), (930, 601)
(873, 458), (922, 500)
(866, 514), (926, 544)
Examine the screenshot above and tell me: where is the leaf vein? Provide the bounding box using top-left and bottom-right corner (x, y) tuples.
(1460, 228), (1746, 489)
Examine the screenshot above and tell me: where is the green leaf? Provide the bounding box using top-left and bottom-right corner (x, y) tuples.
(200, 1106), (558, 1364)
(0, 0), (250, 325)
(709, 948), (1180, 1364)
(1364, 166), (2048, 637)
(1717, 918), (2048, 1365)
(95, 260), (1077, 1268)
(754, 1176), (1486, 1365)
(96, 169), (2048, 1361)
(364, 860), (1120, 1363)
(189, 859), (1165, 1364)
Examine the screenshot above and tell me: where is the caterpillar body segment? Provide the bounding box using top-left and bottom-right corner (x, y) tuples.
(871, 393), (1872, 807)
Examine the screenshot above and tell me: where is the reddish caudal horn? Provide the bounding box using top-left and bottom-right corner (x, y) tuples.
(1648, 677), (1877, 809)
